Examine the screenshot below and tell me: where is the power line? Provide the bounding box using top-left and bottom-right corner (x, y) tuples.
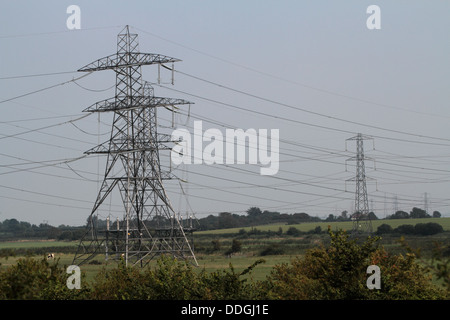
(159, 94), (450, 177)
(0, 70), (77, 80)
(155, 81), (450, 147)
(133, 25), (450, 121)
(0, 113), (84, 124)
(72, 80), (115, 92)
(0, 113), (92, 142)
(169, 67), (450, 144)
(0, 72), (92, 105)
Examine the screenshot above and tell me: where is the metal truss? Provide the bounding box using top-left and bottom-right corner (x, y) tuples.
(346, 133), (374, 235)
(72, 26), (197, 267)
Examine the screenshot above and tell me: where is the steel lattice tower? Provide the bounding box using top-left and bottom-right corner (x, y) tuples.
(346, 133), (373, 234)
(72, 26), (197, 267)
(424, 192), (429, 214)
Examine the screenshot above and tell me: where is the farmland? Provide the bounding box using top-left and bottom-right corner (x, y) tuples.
(196, 217), (450, 235)
(1, 217), (449, 282)
(0, 217), (449, 301)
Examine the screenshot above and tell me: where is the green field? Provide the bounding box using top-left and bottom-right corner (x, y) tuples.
(1, 217), (449, 283)
(0, 240), (78, 249)
(196, 217), (450, 235)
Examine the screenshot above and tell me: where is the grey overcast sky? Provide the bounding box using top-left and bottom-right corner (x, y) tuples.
(0, 1), (449, 226)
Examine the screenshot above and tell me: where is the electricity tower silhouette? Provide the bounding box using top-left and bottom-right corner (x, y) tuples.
(346, 133), (374, 234)
(72, 26), (197, 267)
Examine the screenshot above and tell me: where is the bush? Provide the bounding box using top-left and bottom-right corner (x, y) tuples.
(225, 239), (242, 256)
(376, 224), (393, 235)
(414, 222), (444, 236)
(200, 259), (266, 299)
(211, 239), (221, 252)
(0, 257), (88, 299)
(57, 230), (74, 241)
(1, 229), (449, 300)
(265, 228), (447, 299)
(286, 227), (301, 236)
(90, 255), (265, 300)
(266, 228), (381, 299)
(376, 222), (444, 236)
(394, 224), (416, 235)
(391, 223), (444, 236)
(90, 260), (149, 299)
(260, 244), (285, 256)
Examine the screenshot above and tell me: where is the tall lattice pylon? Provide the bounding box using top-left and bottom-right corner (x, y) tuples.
(346, 133), (374, 234)
(72, 26), (197, 267)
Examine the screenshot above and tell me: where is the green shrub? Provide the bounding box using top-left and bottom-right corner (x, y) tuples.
(265, 228), (447, 300)
(260, 244), (285, 256)
(0, 257), (88, 300)
(376, 223), (393, 235)
(394, 224), (416, 235)
(414, 222), (444, 235)
(286, 227), (301, 236)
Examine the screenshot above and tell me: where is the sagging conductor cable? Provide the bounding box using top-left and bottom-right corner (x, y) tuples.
(0, 72), (93, 105)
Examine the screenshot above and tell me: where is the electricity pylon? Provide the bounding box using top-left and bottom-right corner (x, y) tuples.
(72, 26), (197, 267)
(346, 133), (374, 234)
(424, 192), (429, 214)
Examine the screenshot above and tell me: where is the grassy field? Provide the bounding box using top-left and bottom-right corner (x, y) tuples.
(1, 217), (449, 283)
(196, 217), (450, 235)
(196, 253), (294, 281)
(0, 240), (78, 249)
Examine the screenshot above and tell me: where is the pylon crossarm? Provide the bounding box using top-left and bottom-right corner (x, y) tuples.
(83, 96), (192, 113)
(78, 53), (181, 73)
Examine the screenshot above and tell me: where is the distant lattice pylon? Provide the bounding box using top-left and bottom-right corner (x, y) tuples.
(346, 133), (374, 234)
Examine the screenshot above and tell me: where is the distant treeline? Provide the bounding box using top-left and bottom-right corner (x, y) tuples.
(196, 208), (323, 231)
(376, 222), (444, 236)
(0, 219), (85, 241)
(0, 206), (443, 241)
(194, 206), (442, 231)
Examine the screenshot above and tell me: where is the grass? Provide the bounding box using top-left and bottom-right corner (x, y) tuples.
(195, 253), (298, 281)
(196, 217), (450, 235)
(0, 240), (78, 249)
(1, 217), (449, 284)
(0, 252), (292, 283)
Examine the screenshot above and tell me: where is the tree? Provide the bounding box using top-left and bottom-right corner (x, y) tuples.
(218, 212), (238, 229)
(277, 227), (283, 236)
(410, 207), (429, 219)
(433, 211), (442, 218)
(390, 210), (409, 219)
(368, 212), (378, 220)
(292, 212), (311, 222)
(225, 239), (242, 256)
(2, 219), (21, 232)
(246, 207), (262, 216)
(58, 230), (74, 241)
